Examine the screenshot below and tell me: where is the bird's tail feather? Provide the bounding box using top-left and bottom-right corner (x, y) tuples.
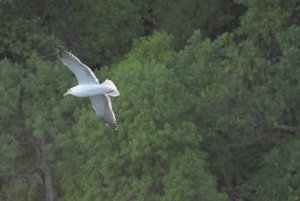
(102, 79), (120, 97)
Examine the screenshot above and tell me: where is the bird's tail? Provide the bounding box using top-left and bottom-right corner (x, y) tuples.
(102, 79), (120, 97)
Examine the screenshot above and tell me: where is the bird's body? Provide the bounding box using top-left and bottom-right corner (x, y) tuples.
(67, 84), (103, 97)
(57, 47), (119, 129)
(67, 83), (116, 97)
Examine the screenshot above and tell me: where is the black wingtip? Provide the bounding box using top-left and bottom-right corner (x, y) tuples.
(102, 118), (118, 130)
(57, 46), (67, 58)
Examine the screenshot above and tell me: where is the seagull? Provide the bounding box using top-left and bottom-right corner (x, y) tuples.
(57, 47), (120, 129)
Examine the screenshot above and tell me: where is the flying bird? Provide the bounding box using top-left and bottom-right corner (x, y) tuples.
(57, 47), (120, 129)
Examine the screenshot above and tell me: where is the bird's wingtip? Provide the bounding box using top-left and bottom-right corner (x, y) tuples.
(57, 46), (67, 58)
(104, 121), (118, 130)
(57, 46), (63, 52)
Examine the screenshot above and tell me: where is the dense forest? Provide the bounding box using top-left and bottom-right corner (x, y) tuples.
(0, 0), (300, 200)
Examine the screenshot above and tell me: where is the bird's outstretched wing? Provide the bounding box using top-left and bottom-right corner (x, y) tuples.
(58, 47), (99, 84)
(89, 95), (117, 129)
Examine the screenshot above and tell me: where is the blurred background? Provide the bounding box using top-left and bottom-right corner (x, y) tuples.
(0, 0), (299, 200)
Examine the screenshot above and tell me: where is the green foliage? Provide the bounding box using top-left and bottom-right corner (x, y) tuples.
(163, 149), (227, 201)
(58, 32), (226, 201)
(149, 0), (244, 48)
(1, 0), (299, 200)
(169, 0), (300, 196)
(73, 0), (145, 66)
(240, 136), (300, 201)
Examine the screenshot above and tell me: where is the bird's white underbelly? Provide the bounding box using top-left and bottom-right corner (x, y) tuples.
(72, 84), (111, 97)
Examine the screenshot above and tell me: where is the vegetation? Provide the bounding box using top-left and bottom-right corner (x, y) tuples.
(0, 0), (299, 200)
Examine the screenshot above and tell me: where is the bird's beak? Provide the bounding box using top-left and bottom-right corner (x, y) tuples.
(63, 92), (68, 97)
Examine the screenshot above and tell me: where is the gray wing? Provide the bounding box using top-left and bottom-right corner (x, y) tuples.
(89, 95), (117, 129)
(58, 47), (99, 84)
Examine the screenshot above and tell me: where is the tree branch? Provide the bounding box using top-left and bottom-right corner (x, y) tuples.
(269, 125), (300, 132)
(0, 171), (32, 179)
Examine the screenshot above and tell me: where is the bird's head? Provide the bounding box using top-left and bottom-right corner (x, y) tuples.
(63, 88), (73, 97)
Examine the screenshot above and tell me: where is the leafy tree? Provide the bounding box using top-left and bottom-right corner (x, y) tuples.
(59, 32), (227, 201)
(1, 0), (299, 200)
(170, 3), (300, 194)
(239, 136), (300, 201)
(148, 0), (245, 48)
(0, 53), (80, 200)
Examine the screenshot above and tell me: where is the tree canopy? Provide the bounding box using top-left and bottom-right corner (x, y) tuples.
(0, 0), (299, 200)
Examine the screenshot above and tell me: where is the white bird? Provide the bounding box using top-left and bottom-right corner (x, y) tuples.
(57, 47), (120, 129)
